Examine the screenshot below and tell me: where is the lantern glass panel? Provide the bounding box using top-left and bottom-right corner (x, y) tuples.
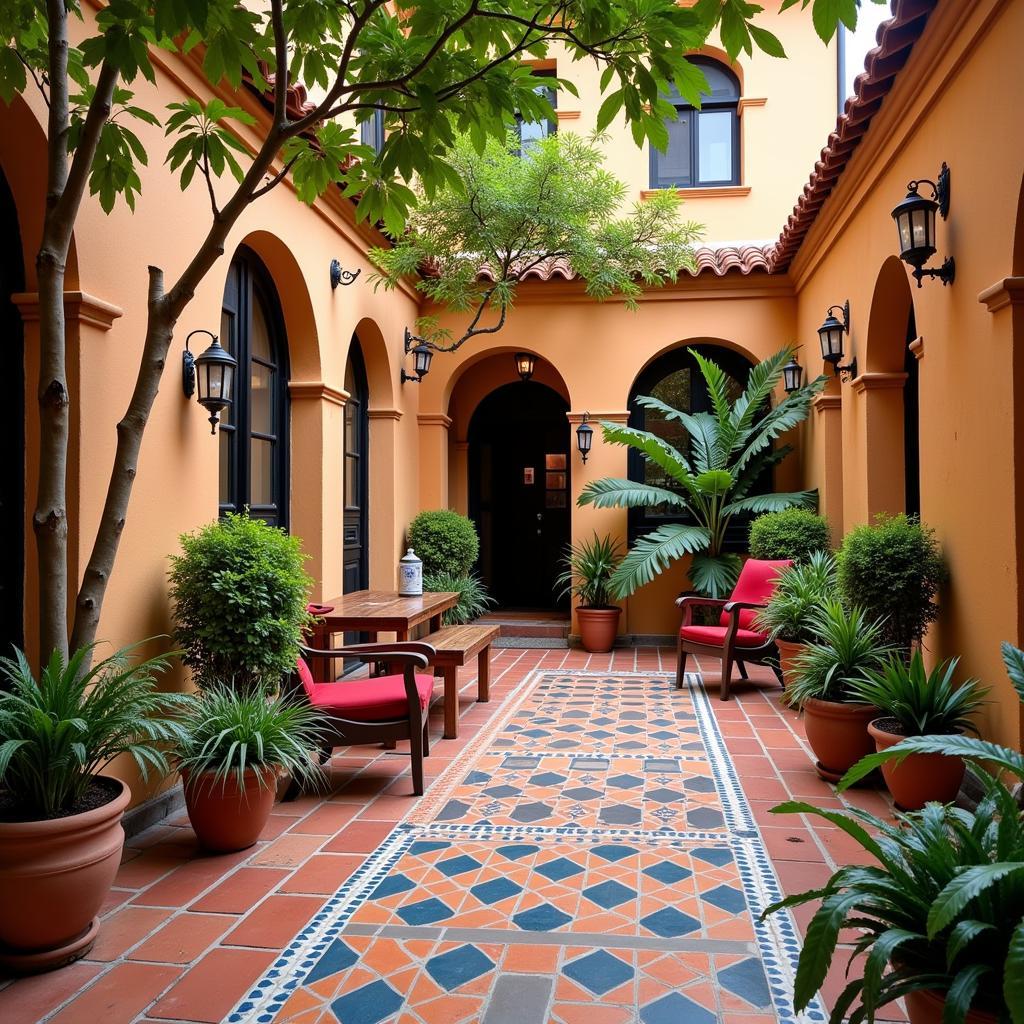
(577, 423), (593, 454)
(414, 345), (432, 377)
(818, 324), (843, 362)
(896, 211), (913, 254)
(783, 361), (802, 392)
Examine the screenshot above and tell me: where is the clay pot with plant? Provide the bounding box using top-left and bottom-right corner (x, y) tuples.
(174, 687), (325, 853)
(0, 644), (187, 973)
(840, 652), (988, 810)
(786, 600), (891, 782)
(754, 551), (837, 687)
(555, 533), (624, 653)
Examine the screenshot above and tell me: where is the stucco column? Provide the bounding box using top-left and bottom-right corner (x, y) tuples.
(417, 413), (452, 511)
(288, 381), (348, 602)
(811, 392), (844, 542)
(452, 441), (469, 516)
(850, 372), (909, 520)
(567, 411), (629, 639)
(367, 408), (402, 590)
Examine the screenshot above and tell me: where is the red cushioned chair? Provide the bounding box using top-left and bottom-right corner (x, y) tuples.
(675, 559), (792, 700)
(289, 640), (437, 796)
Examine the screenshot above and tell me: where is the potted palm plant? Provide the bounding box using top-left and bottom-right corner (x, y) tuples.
(555, 533), (624, 653)
(763, 642), (1024, 1024)
(0, 644), (187, 973)
(786, 600), (891, 781)
(842, 652), (987, 809)
(174, 687), (325, 853)
(754, 551), (837, 686)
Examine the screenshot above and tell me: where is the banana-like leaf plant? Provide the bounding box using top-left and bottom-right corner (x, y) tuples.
(578, 348), (827, 598)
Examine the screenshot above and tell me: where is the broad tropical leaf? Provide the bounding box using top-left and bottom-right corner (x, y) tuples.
(576, 478), (688, 510)
(928, 864), (1024, 937)
(1001, 641), (1024, 704)
(609, 523), (710, 597)
(595, 422), (694, 489)
(689, 552), (742, 598)
(1005, 920), (1024, 1024)
(722, 490), (818, 516)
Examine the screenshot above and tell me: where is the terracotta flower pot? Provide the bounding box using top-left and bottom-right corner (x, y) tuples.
(183, 766), (279, 853)
(576, 606), (621, 654)
(0, 775), (130, 974)
(868, 719), (966, 811)
(802, 697), (878, 783)
(774, 639), (806, 689)
(905, 986), (998, 1024)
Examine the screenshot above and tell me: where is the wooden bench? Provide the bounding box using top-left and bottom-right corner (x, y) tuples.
(420, 624), (499, 739)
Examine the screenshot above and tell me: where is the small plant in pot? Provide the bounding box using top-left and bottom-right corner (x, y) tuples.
(842, 652), (988, 810)
(754, 551), (837, 687)
(556, 533), (623, 653)
(786, 600), (891, 782)
(174, 687), (325, 853)
(0, 643), (187, 972)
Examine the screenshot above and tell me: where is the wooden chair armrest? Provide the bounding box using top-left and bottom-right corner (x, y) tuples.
(675, 594), (727, 627)
(722, 600), (767, 614)
(300, 643), (432, 669)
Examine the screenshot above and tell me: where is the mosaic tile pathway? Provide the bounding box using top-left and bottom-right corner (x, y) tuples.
(228, 672), (825, 1024)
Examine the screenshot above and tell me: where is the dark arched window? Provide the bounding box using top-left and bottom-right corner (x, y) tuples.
(219, 248), (289, 528)
(627, 344), (768, 547)
(343, 339), (369, 593)
(650, 57), (740, 189)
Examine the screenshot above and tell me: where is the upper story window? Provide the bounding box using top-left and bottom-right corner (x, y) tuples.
(650, 58), (740, 189)
(516, 70), (557, 156)
(361, 109), (385, 154)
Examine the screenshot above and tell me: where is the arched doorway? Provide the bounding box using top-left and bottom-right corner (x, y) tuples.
(219, 247), (290, 528)
(469, 381), (570, 609)
(343, 338), (370, 594)
(0, 167), (25, 655)
(903, 306), (920, 518)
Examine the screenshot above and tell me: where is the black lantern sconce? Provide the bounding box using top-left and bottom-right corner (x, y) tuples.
(782, 354), (803, 394)
(576, 412), (594, 464)
(182, 329), (237, 434)
(400, 327), (434, 384)
(891, 163), (954, 288)
(514, 352), (536, 382)
(329, 259), (361, 290)
(818, 301), (857, 381)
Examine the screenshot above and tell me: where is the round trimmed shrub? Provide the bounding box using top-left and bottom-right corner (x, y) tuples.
(408, 510), (479, 576)
(836, 513), (947, 655)
(169, 512), (313, 693)
(749, 508), (831, 563)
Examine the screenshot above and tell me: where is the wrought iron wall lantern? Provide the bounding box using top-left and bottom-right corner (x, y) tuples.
(891, 163), (954, 288)
(576, 412), (594, 464)
(782, 354), (803, 393)
(818, 301), (857, 381)
(182, 329), (237, 434)
(514, 352), (536, 382)
(330, 259), (361, 290)
(400, 326), (434, 384)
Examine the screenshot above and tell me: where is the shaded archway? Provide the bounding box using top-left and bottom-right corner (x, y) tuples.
(343, 337), (370, 594)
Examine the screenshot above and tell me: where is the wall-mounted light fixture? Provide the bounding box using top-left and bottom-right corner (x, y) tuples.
(400, 326), (434, 384)
(576, 412), (594, 464)
(891, 163), (954, 288)
(817, 301), (857, 381)
(182, 329), (237, 434)
(514, 352), (536, 382)
(782, 355), (803, 394)
(330, 259), (361, 290)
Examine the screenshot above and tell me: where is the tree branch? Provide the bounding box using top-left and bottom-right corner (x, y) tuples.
(16, 50), (49, 107)
(269, 0), (288, 127)
(249, 154), (298, 202)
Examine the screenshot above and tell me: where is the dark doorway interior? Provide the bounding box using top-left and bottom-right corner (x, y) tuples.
(469, 381), (570, 610)
(0, 168), (25, 656)
(903, 306), (921, 519)
(343, 338), (370, 595)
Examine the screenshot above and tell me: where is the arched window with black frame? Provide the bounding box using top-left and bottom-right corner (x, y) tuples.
(650, 57), (740, 189)
(219, 247), (290, 529)
(627, 344), (770, 548)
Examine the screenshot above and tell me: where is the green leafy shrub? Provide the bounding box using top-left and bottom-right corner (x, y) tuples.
(554, 533), (623, 609)
(754, 551), (838, 644)
(168, 512), (313, 693)
(423, 570), (495, 626)
(408, 510), (480, 576)
(0, 643), (188, 819)
(749, 508), (830, 563)
(837, 514), (947, 654)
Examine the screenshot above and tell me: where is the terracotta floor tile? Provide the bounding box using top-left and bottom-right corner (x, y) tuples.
(148, 948), (276, 1023)
(189, 867), (289, 913)
(115, 848), (190, 890)
(85, 905), (172, 962)
(0, 961), (104, 1024)
(760, 824), (825, 863)
(278, 854), (364, 894)
(224, 894), (325, 948)
(131, 850), (252, 907)
(322, 818), (396, 854)
(48, 961), (182, 1024)
(250, 832), (325, 867)
(288, 801), (360, 835)
(128, 913), (234, 964)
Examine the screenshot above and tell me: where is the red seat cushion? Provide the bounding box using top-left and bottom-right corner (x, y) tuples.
(720, 558), (793, 629)
(680, 625), (768, 648)
(296, 658), (434, 721)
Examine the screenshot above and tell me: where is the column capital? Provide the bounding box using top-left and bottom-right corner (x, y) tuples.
(850, 372), (908, 394)
(13, 290), (122, 331)
(978, 276), (1024, 313)
(368, 408), (402, 421)
(812, 393), (842, 415)
(908, 336), (925, 361)
(417, 413), (452, 429)
(288, 381), (349, 406)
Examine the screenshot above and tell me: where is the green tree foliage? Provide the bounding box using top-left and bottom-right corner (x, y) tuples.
(409, 510), (480, 576)
(837, 514), (948, 655)
(370, 131), (702, 351)
(168, 513), (313, 694)
(578, 349), (827, 598)
(749, 508), (831, 562)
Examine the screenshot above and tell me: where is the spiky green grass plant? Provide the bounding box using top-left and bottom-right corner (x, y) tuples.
(554, 533), (624, 609)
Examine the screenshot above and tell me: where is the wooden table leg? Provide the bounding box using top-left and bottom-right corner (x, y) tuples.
(443, 666), (459, 739)
(478, 647), (490, 703)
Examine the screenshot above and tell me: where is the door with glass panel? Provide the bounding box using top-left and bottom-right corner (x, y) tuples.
(219, 248), (289, 528)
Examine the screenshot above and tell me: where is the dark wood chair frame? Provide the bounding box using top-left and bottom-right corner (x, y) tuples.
(287, 640), (436, 797)
(675, 594), (782, 700)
